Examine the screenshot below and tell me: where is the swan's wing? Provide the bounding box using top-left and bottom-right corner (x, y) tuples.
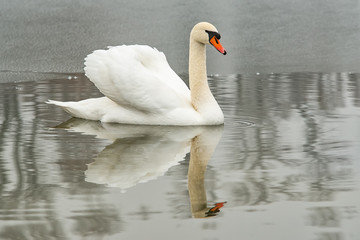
(84, 45), (191, 113)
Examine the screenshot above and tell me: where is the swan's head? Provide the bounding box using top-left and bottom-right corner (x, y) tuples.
(191, 22), (227, 55)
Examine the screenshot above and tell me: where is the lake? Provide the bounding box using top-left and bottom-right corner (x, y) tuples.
(1, 0), (360, 239)
(1, 0), (360, 74)
(0, 72), (359, 239)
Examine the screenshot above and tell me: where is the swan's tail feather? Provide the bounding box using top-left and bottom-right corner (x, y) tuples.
(46, 100), (83, 119)
(46, 97), (112, 121)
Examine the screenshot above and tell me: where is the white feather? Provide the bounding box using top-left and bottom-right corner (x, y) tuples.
(48, 45), (207, 125)
(84, 45), (191, 113)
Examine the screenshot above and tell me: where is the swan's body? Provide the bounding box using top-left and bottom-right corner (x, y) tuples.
(47, 22), (226, 125)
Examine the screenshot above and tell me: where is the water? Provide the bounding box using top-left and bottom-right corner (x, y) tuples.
(0, 72), (359, 239)
(1, 1), (360, 239)
(1, 0), (360, 74)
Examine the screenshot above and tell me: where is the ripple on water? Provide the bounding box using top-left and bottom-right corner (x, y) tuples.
(225, 119), (256, 128)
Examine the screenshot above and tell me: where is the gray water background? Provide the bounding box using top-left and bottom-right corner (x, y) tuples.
(1, 0), (360, 75)
(1, 1), (360, 239)
(0, 73), (359, 239)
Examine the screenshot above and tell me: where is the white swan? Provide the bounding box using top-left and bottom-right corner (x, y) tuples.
(47, 22), (226, 125)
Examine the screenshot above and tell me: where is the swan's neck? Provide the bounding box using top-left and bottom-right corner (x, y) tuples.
(189, 40), (223, 123)
(189, 40), (211, 111)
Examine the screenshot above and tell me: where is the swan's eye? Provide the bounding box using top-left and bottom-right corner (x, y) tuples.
(205, 30), (221, 41)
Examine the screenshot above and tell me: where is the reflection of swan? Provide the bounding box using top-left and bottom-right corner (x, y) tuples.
(47, 22), (226, 125)
(57, 119), (202, 190)
(187, 127), (226, 218)
(57, 118), (226, 217)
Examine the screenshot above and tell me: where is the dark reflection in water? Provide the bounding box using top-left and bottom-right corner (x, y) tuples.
(0, 72), (359, 239)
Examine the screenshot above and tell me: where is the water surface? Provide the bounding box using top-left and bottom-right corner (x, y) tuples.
(0, 72), (359, 239)
(1, 0), (360, 74)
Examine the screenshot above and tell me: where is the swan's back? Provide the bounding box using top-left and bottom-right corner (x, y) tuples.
(84, 45), (191, 113)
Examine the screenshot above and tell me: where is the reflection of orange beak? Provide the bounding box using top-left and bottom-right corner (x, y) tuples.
(208, 202), (227, 213)
(210, 36), (227, 55)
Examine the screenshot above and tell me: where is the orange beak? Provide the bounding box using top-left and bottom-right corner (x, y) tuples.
(210, 36), (227, 55)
